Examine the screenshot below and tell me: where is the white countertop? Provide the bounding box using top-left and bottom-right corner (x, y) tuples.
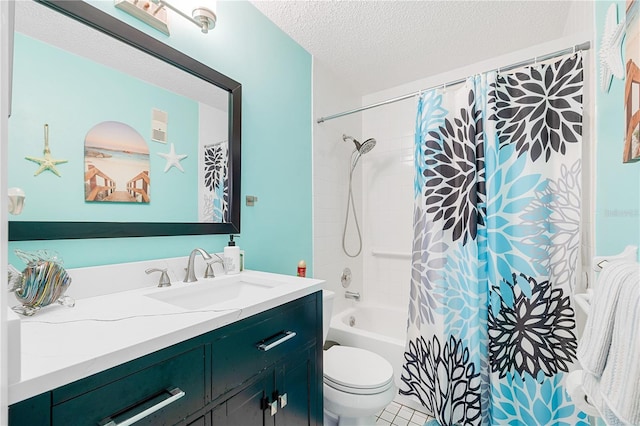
(8, 268), (323, 405)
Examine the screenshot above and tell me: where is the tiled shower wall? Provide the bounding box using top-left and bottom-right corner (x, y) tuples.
(361, 102), (415, 309)
(312, 60), (363, 315)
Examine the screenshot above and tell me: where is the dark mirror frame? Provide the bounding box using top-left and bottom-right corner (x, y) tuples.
(9, 0), (241, 241)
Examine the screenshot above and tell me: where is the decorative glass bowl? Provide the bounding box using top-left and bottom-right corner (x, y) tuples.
(8, 249), (74, 316)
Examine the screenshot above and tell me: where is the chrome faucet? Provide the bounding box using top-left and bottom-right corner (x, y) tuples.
(146, 267), (171, 287)
(204, 253), (226, 278)
(184, 248), (213, 283)
(345, 291), (360, 301)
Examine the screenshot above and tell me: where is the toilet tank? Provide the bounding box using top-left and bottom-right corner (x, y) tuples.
(322, 290), (335, 343)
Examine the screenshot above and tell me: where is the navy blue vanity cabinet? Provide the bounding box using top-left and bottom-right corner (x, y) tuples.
(210, 344), (319, 426)
(208, 291), (322, 425)
(9, 291), (323, 426)
(274, 345), (320, 426)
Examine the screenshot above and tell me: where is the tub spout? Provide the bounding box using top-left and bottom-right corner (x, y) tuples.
(345, 291), (360, 301)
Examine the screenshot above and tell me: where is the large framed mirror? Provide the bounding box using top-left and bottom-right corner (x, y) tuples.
(8, 0), (241, 241)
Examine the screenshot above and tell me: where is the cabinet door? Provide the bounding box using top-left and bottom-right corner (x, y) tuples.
(274, 346), (318, 426)
(217, 375), (268, 426)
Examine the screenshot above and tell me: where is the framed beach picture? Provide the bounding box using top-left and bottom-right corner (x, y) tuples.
(624, 0), (640, 162)
(84, 121), (151, 203)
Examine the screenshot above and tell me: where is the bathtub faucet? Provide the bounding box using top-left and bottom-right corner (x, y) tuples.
(345, 291), (360, 301)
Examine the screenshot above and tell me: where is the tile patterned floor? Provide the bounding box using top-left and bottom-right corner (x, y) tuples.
(375, 399), (433, 426)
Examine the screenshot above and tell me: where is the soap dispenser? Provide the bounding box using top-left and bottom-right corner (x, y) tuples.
(224, 235), (240, 275)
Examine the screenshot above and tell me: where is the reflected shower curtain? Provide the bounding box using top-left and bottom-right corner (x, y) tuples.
(401, 53), (588, 425)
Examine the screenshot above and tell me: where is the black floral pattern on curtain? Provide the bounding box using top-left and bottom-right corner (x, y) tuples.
(401, 335), (482, 425)
(203, 144), (229, 221)
(487, 55), (583, 162)
(488, 273), (578, 379)
(422, 89), (486, 245)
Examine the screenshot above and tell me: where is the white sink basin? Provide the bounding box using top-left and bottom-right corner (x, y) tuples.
(145, 277), (284, 310)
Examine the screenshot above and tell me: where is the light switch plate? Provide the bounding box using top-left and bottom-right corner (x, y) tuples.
(246, 195), (258, 206)
(114, 0), (170, 36)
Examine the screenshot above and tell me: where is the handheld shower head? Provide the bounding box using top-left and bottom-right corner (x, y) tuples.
(341, 134), (376, 258)
(343, 134), (376, 155)
(359, 138), (376, 154)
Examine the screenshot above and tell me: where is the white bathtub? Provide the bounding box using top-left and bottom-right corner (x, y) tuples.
(326, 304), (429, 414)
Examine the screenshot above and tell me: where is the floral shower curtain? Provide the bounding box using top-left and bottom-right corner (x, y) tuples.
(401, 53), (588, 425)
(200, 142), (229, 222)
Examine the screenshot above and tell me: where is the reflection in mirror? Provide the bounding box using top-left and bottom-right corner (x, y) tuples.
(9, 0), (241, 240)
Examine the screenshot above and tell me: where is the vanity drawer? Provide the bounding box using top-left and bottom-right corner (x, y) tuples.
(52, 346), (206, 426)
(211, 294), (319, 401)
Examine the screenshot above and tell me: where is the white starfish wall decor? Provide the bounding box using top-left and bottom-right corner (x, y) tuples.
(25, 124), (68, 177)
(158, 142), (187, 172)
(600, 3), (626, 93)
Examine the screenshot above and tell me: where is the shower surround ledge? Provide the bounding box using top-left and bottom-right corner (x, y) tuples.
(7, 257), (323, 405)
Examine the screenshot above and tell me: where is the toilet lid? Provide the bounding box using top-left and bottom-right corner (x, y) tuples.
(324, 346), (393, 393)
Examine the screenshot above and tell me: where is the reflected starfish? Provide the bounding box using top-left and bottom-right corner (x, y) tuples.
(599, 3), (625, 93)
(158, 142), (187, 172)
(25, 124), (67, 177)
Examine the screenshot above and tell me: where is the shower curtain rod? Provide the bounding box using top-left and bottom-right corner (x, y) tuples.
(316, 41), (591, 124)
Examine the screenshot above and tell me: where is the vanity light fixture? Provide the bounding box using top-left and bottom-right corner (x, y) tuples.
(114, 0), (217, 36)
(153, 0), (217, 34)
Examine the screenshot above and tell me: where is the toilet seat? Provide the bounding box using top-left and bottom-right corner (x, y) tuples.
(324, 346), (394, 395)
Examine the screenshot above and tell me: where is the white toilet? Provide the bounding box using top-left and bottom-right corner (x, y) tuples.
(322, 290), (396, 426)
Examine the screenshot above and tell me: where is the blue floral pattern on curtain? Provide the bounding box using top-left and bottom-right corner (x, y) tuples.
(401, 53), (588, 425)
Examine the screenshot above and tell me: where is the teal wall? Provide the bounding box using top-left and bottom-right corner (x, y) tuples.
(10, 33), (199, 222)
(595, 1), (640, 258)
(8, 0), (313, 276)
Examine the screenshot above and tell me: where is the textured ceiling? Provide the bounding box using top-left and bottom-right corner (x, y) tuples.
(249, 1), (575, 95)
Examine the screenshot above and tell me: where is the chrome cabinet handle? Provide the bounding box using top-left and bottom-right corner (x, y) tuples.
(279, 392), (287, 408)
(99, 387), (185, 426)
(261, 395), (279, 416)
(257, 331), (297, 351)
